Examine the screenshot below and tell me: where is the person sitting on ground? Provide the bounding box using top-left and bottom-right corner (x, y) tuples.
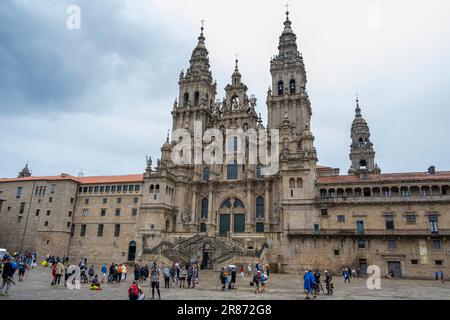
(128, 280), (141, 300)
(90, 274), (101, 290)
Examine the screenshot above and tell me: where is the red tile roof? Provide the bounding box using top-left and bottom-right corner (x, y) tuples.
(318, 171), (450, 184)
(0, 174), (144, 184)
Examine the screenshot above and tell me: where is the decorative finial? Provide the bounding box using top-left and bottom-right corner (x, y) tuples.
(234, 54), (239, 71)
(285, 3), (290, 20)
(355, 93), (361, 116)
(200, 19), (205, 36)
(166, 130), (170, 142)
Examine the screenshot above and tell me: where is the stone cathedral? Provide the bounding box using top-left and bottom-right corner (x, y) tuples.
(1, 11), (449, 278)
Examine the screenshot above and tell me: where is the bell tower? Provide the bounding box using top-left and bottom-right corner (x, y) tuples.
(348, 97), (381, 175)
(172, 21), (217, 134)
(267, 9), (311, 136)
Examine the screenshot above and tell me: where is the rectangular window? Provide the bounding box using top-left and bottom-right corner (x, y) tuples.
(387, 239), (397, 249)
(115, 208), (121, 216)
(83, 187), (88, 193)
(357, 240), (366, 249)
(135, 185), (140, 192)
(19, 202), (26, 214)
(117, 197), (122, 204)
(432, 239), (441, 250)
(435, 260), (443, 266)
(46, 210), (51, 216)
(35, 186), (39, 195)
(102, 198), (107, 204)
(36, 209), (40, 216)
(334, 249), (340, 256)
(70, 224), (75, 237)
(123, 185), (128, 192)
(428, 215), (439, 234)
(18, 216), (23, 223)
(405, 214), (416, 223)
(99, 186), (105, 193)
(227, 162), (238, 180)
(105, 186), (111, 193)
(49, 197), (53, 203)
(117, 185), (122, 192)
(114, 224), (120, 237)
(42, 186), (46, 195)
(67, 222), (71, 228)
(199, 223), (206, 233)
(94, 186), (99, 193)
(256, 222), (264, 233)
(70, 198), (74, 204)
(385, 215), (395, 230)
(313, 224), (320, 234)
(356, 220), (364, 235)
(132, 208), (138, 216)
(129, 185), (135, 192)
(111, 186), (116, 193)
(82, 209), (88, 217)
(50, 184), (56, 194)
(16, 187), (23, 198)
(320, 208), (328, 216)
(44, 221), (48, 226)
(337, 215), (345, 222)
(68, 211), (72, 217)
(97, 224), (104, 237)
(133, 197), (139, 204)
(80, 224), (86, 237)
(85, 198), (89, 205)
(88, 186), (93, 193)
(411, 259), (418, 265)
(101, 209), (106, 216)
(401, 189), (410, 197)
(79, 187), (82, 193)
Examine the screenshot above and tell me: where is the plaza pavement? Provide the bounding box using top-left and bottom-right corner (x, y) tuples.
(0, 267), (449, 300)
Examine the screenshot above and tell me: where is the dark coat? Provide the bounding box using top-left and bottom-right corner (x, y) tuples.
(2, 261), (14, 278)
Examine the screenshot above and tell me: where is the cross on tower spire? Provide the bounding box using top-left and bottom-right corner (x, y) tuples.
(285, 3), (290, 20)
(200, 19), (205, 35)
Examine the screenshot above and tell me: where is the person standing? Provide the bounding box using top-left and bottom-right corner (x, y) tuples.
(50, 262), (57, 285)
(122, 264), (127, 281)
(150, 262), (161, 300)
(440, 270), (445, 285)
(109, 263), (115, 283)
(435, 271), (439, 282)
(247, 264), (252, 277)
(0, 256), (15, 296)
(18, 259), (26, 282)
(192, 264), (199, 288)
(239, 265), (245, 278)
(265, 264), (270, 278)
(303, 270), (316, 299)
(55, 260), (64, 285)
(101, 263), (107, 283)
(219, 267), (227, 291)
(88, 265), (95, 282)
(229, 267), (237, 290)
(163, 267), (171, 289)
(180, 265), (187, 288)
(170, 263), (176, 285)
(117, 264), (122, 283)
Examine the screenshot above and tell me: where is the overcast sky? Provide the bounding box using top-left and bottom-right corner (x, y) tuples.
(1, 0), (449, 178)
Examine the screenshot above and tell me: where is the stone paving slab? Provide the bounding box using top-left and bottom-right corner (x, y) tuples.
(1, 267), (449, 300)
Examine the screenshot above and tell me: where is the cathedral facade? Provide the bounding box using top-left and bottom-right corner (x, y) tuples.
(1, 11), (449, 278)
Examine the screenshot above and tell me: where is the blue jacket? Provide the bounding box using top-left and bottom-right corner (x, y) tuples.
(303, 271), (316, 291)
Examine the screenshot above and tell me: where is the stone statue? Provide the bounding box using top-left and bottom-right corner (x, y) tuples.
(146, 155), (152, 169)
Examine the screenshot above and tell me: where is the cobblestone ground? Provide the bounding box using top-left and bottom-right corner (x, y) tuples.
(1, 267), (449, 300)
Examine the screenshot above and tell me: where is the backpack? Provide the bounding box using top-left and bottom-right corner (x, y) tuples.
(128, 285), (139, 299)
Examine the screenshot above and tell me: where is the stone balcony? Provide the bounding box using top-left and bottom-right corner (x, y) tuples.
(287, 228), (450, 237)
(315, 194), (450, 205)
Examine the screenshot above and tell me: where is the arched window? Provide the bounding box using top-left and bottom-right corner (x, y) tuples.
(221, 199), (232, 208)
(289, 178), (296, 188)
(289, 79), (296, 94)
(227, 160), (238, 180)
(201, 197), (208, 219)
(150, 185), (154, 193)
(296, 178), (303, 188)
(278, 80), (284, 95)
(358, 138), (364, 146)
(256, 196), (264, 218)
(203, 167), (209, 182)
(155, 184), (160, 193)
(194, 91), (200, 106)
(233, 199), (245, 208)
(360, 160), (367, 169)
(183, 92), (189, 106)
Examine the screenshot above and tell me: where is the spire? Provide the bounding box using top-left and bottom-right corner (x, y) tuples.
(275, 6), (300, 63)
(184, 19), (212, 81)
(231, 55), (242, 84)
(355, 94), (361, 117)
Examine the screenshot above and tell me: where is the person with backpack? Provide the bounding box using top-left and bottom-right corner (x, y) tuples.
(55, 260), (64, 285)
(253, 268), (261, 294)
(163, 267), (171, 288)
(128, 281), (143, 301)
(18, 259), (26, 282)
(219, 267), (227, 291)
(260, 271), (268, 293)
(150, 262), (161, 299)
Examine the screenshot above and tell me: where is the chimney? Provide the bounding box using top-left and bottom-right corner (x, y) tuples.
(428, 166), (435, 175)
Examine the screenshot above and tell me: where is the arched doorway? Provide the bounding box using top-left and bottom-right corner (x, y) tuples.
(218, 197), (246, 236)
(127, 241), (136, 262)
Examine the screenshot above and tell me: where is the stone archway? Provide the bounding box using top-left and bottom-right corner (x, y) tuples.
(127, 240), (137, 262)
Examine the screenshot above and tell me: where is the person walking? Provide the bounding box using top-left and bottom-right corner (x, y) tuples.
(17, 259), (26, 282)
(247, 264), (252, 277)
(170, 263), (177, 285)
(303, 270), (316, 299)
(265, 264), (270, 278)
(109, 263), (115, 283)
(176, 263), (181, 286)
(101, 263), (107, 283)
(229, 267), (237, 290)
(192, 264), (199, 288)
(219, 267), (227, 291)
(239, 265), (245, 278)
(435, 271), (440, 282)
(50, 262), (57, 285)
(0, 256), (15, 296)
(253, 268), (261, 294)
(440, 270), (445, 285)
(55, 260), (64, 285)
(122, 264), (127, 281)
(180, 265), (187, 288)
(324, 271), (334, 295)
(117, 264), (123, 283)
(150, 262), (161, 300)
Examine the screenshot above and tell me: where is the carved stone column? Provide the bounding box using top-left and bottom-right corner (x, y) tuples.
(264, 180), (270, 232)
(246, 181), (253, 232)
